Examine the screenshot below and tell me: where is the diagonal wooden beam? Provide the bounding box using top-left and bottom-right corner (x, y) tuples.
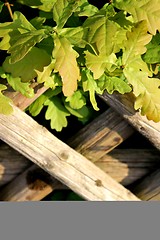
(0, 148), (159, 201)
(100, 92), (160, 151)
(0, 104), (139, 201)
(0, 164), (67, 201)
(131, 169), (160, 201)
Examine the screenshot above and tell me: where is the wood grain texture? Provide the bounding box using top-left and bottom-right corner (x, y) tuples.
(0, 143), (31, 186)
(0, 105), (139, 201)
(97, 149), (160, 186)
(0, 164), (66, 201)
(0, 109), (134, 201)
(0, 107), (134, 201)
(5, 84), (48, 110)
(132, 170), (160, 200)
(100, 92), (160, 151)
(68, 108), (134, 162)
(1, 148), (159, 201)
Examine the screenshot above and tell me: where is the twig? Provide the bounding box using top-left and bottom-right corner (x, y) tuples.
(4, 1), (13, 20)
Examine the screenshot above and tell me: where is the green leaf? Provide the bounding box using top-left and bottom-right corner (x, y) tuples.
(6, 75), (34, 98)
(36, 61), (55, 83)
(44, 73), (62, 89)
(8, 29), (48, 63)
(143, 33), (160, 64)
(82, 69), (102, 111)
(85, 52), (117, 79)
(30, 17), (46, 29)
(113, 0), (160, 35)
(84, 17), (119, 55)
(58, 27), (87, 48)
(75, 0), (98, 17)
(28, 88), (61, 116)
(13, 11), (36, 31)
(122, 21), (152, 66)
(28, 94), (47, 116)
(17, 0), (57, 12)
(53, 0), (80, 29)
(64, 102), (90, 120)
(0, 11), (35, 51)
(44, 96), (70, 131)
(98, 74), (132, 94)
(0, 84), (13, 115)
(65, 90), (86, 109)
(52, 36), (80, 96)
(124, 65), (160, 122)
(3, 47), (51, 82)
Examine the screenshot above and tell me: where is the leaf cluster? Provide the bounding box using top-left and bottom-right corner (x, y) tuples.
(0, 0), (160, 131)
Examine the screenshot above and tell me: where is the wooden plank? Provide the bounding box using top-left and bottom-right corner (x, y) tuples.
(100, 92), (160, 151)
(0, 143), (31, 186)
(68, 108), (134, 162)
(131, 170), (160, 200)
(0, 165), (66, 201)
(96, 149), (160, 186)
(0, 107), (134, 201)
(5, 84), (48, 110)
(1, 148), (159, 201)
(0, 105), (139, 201)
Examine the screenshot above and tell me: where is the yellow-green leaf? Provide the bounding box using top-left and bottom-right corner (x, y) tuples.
(122, 21), (152, 66)
(113, 0), (160, 35)
(124, 65), (160, 122)
(0, 84), (13, 115)
(85, 52), (117, 79)
(52, 36), (80, 96)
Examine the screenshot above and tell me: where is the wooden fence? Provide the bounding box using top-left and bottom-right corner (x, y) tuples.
(0, 86), (160, 201)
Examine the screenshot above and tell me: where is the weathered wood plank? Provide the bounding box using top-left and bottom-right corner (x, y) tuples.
(1, 148), (160, 201)
(131, 170), (160, 200)
(0, 143), (31, 186)
(100, 92), (160, 151)
(96, 149), (160, 186)
(0, 165), (66, 201)
(0, 106), (134, 201)
(68, 108), (134, 162)
(5, 85), (48, 110)
(0, 105), (139, 201)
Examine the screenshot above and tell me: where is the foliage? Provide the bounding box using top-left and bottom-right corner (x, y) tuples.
(0, 0), (160, 130)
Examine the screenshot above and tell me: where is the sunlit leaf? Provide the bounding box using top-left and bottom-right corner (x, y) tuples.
(6, 74), (34, 98)
(3, 47), (51, 82)
(0, 84), (13, 115)
(52, 36), (80, 96)
(113, 0), (160, 35)
(122, 21), (152, 66)
(124, 64), (160, 122)
(44, 96), (70, 131)
(82, 69), (102, 111)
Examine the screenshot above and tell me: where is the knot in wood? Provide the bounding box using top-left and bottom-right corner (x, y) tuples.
(59, 151), (69, 160)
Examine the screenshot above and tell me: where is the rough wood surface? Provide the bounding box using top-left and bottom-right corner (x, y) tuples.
(100, 92), (160, 151)
(1, 148), (159, 201)
(96, 149), (160, 186)
(0, 105), (139, 201)
(5, 84), (48, 110)
(132, 170), (160, 200)
(0, 165), (66, 201)
(0, 143), (31, 186)
(68, 108), (134, 162)
(0, 107), (134, 201)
